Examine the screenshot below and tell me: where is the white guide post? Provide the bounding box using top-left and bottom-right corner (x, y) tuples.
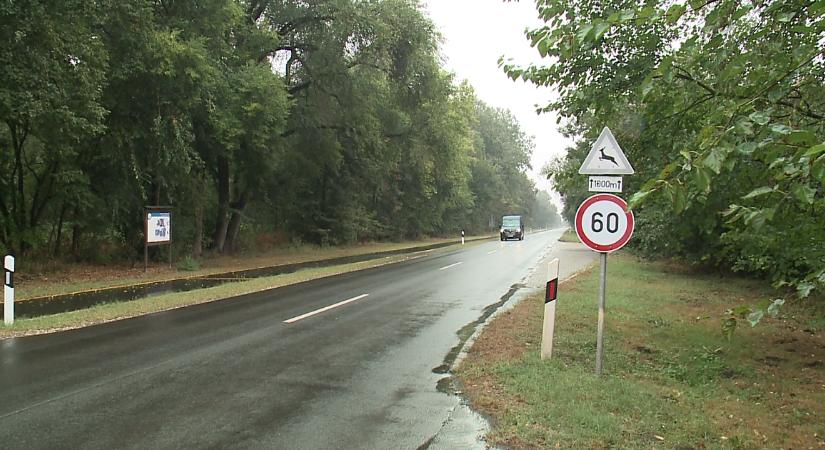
(541, 258), (560, 360)
(4, 255), (14, 325)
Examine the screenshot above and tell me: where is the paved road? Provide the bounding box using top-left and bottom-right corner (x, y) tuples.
(0, 229), (596, 449)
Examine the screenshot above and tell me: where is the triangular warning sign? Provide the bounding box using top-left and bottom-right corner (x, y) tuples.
(579, 127), (634, 175)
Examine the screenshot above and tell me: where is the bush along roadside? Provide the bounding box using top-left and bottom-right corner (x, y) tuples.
(456, 254), (825, 449)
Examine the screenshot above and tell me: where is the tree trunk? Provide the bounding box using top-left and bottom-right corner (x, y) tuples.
(212, 155), (230, 252)
(192, 203), (203, 257)
(9, 121), (28, 254)
(225, 191), (249, 253)
(54, 203), (67, 257)
(71, 224), (81, 257)
(70, 204), (80, 257)
(150, 178), (162, 206)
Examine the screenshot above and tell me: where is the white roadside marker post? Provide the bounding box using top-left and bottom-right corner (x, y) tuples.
(461, 229), (465, 245)
(4, 255), (14, 325)
(541, 258), (560, 360)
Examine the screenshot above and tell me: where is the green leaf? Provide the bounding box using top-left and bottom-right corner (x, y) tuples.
(628, 189), (654, 209)
(731, 305), (752, 317)
(641, 77), (654, 98)
(770, 123), (793, 135)
(637, 6), (655, 20)
(673, 186), (687, 213)
(659, 162), (679, 179)
(742, 186), (775, 199)
(797, 282), (815, 298)
(705, 8), (721, 26)
(812, 156), (825, 184)
(722, 317), (737, 341)
(735, 119), (754, 136)
(620, 10), (635, 22)
(787, 131), (816, 146)
(737, 142), (757, 155)
(803, 143), (825, 158)
(666, 4), (687, 23)
(723, 204), (747, 223)
(777, 11), (795, 22)
(688, 0), (705, 10)
(694, 167), (712, 192)
(767, 299), (785, 317)
(748, 111), (771, 126)
(576, 24), (594, 42)
(747, 310), (764, 327)
(703, 148), (725, 174)
(791, 184), (816, 205)
(664, 183), (687, 213)
(593, 22), (611, 40)
(744, 209), (765, 229)
(537, 38), (551, 57)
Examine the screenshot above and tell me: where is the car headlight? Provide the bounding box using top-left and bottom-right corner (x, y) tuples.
(516, 228), (521, 233)
(500, 228), (504, 233)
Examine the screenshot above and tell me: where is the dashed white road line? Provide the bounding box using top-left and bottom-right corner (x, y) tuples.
(283, 294), (370, 324)
(486, 250), (497, 255)
(438, 262), (463, 271)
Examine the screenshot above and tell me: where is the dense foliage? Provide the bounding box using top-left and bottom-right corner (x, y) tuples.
(0, 0), (545, 261)
(506, 0), (824, 296)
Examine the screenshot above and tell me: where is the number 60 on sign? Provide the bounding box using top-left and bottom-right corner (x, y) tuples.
(575, 194), (634, 253)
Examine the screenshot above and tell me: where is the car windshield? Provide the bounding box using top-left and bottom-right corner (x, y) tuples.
(502, 217), (520, 227)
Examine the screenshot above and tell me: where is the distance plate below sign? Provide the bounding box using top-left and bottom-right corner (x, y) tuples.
(575, 194), (634, 253)
(588, 176), (622, 192)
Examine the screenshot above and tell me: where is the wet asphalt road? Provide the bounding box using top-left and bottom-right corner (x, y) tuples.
(0, 228), (591, 449)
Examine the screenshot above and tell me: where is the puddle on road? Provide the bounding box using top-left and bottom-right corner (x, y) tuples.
(432, 283), (526, 375)
(423, 283), (533, 450)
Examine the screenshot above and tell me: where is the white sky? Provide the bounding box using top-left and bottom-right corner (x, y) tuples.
(420, 0), (574, 207)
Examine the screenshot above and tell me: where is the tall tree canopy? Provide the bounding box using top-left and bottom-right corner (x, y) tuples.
(0, 0), (537, 261)
(506, 0), (824, 297)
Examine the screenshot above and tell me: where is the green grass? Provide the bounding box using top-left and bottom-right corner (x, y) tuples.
(18, 235), (492, 300)
(0, 250), (446, 338)
(458, 255), (825, 449)
(558, 228), (579, 243)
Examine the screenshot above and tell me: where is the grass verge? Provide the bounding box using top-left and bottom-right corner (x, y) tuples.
(457, 254), (825, 449)
(17, 236), (491, 300)
(558, 228), (579, 243)
(0, 243), (473, 339)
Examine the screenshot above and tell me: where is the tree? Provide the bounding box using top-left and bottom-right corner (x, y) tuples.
(0, 0), (544, 262)
(532, 190), (562, 229)
(508, 0), (825, 296)
(0, 0), (108, 255)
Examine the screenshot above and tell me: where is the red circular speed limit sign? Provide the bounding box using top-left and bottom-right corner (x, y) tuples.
(575, 194), (634, 253)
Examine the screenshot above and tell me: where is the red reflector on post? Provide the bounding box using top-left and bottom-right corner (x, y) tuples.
(545, 279), (558, 303)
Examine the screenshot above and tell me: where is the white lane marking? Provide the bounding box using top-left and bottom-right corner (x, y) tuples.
(438, 262), (463, 271)
(283, 294), (370, 324)
(487, 250), (497, 255)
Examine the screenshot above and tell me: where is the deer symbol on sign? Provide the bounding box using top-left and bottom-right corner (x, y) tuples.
(598, 147), (619, 166)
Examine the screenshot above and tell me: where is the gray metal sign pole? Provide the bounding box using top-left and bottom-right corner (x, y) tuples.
(595, 252), (607, 376)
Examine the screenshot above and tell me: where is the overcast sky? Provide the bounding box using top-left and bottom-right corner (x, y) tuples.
(420, 0), (574, 206)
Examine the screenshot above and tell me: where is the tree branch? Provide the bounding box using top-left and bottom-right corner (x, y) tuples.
(650, 93), (715, 126)
(673, 64), (717, 96)
(277, 15), (336, 37)
(288, 80), (312, 95)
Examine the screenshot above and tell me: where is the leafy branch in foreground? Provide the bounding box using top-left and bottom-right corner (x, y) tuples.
(509, 0), (825, 298)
